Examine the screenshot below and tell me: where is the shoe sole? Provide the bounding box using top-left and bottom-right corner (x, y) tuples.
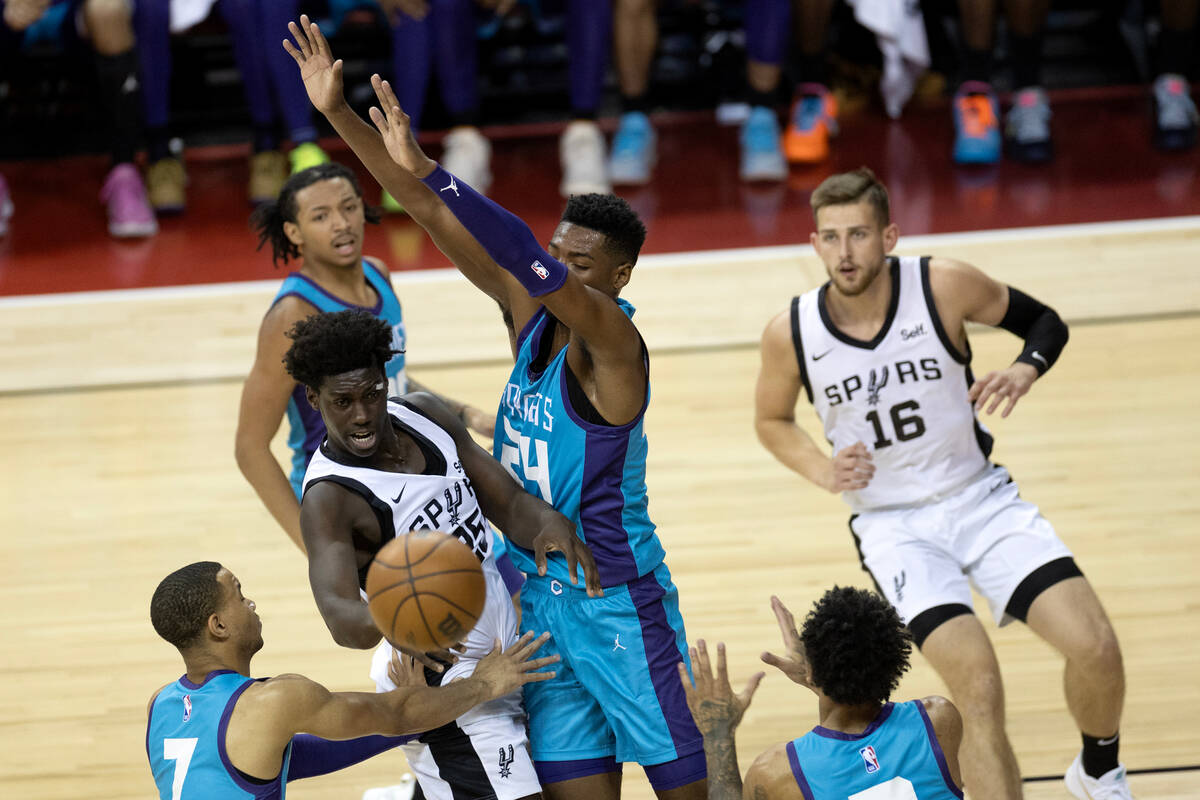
(109, 222), (158, 238)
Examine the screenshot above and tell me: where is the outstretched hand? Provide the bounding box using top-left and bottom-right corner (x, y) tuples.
(473, 632), (560, 699)
(760, 595), (813, 688)
(367, 75), (438, 179)
(531, 520), (603, 598)
(283, 15), (346, 115)
(678, 640), (764, 738)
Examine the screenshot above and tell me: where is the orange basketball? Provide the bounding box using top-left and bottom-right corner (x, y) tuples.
(365, 530), (486, 652)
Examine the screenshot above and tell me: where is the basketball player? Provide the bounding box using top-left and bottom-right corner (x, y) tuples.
(283, 18), (707, 800)
(147, 561), (557, 799)
(235, 163), (495, 555)
(284, 309), (601, 800)
(679, 589), (963, 799)
(754, 168), (1131, 800)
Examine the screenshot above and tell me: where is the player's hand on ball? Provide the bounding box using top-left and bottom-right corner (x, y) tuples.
(678, 640), (764, 738)
(368, 76), (438, 179)
(828, 441), (874, 492)
(473, 632), (559, 699)
(531, 521), (604, 597)
(967, 362), (1038, 418)
(760, 595), (814, 689)
(389, 641), (459, 674)
(283, 16), (346, 115)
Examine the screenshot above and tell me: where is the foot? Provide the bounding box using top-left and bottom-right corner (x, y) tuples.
(559, 120), (610, 197)
(609, 111), (656, 185)
(784, 83), (838, 164)
(740, 106), (787, 182)
(248, 150), (289, 205)
(361, 774), (416, 800)
(100, 164), (158, 238)
(953, 81), (1001, 164)
(1005, 86), (1053, 163)
(0, 174), (12, 237)
(146, 157), (187, 213)
(442, 126), (493, 195)
(1065, 752), (1134, 799)
(1151, 73), (1198, 151)
(289, 141), (330, 174)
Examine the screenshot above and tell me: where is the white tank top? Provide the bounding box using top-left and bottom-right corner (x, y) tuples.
(793, 256), (993, 511)
(302, 399), (511, 661)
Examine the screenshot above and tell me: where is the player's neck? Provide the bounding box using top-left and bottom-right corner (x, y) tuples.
(183, 650), (251, 683)
(301, 258), (372, 305)
(816, 698), (885, 734)
(825, 261), (892, 330)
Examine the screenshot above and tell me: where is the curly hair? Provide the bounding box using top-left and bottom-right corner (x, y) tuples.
(800, 586), (913, 706)
(283, 310), (399, 391)
(150, 562), (225, 650)
(249, 162), (382, 266)
(560, 193), (648, 265)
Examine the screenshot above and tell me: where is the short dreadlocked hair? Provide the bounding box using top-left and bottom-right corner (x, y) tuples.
(249, 162), (382, 266)
(560, 194), (647, 265)
(800, 586), (913, 706)
(284, 310), (398, 391)
(151, 561), (225, 650)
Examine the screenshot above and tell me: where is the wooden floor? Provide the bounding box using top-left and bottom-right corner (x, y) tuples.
(1, 218), (1197, 799)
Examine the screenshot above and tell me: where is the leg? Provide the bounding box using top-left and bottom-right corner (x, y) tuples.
(919, 613), (1023, 800)
(783, 0), (836, 164)
(609, 0), (657, 184)
(543, 770), (622, 800)
(560, 0), (613, 195)
(741, 0), (791, 180)
(391, 9), (434, 133)
(1152, 0), (1199, 150)
(430, 0), (492, 193)
(256, 0), (318, 146)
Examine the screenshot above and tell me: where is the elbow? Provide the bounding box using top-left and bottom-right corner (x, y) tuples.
(328, 620), (382, 650)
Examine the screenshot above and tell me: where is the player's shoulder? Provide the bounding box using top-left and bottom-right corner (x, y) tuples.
(918, 695), (963, 741)
(744, 742), (806, 799)
(761, 303), (795, 341)
(363, 255), (390, 277)
(263, 292), (319, 332)
(146, 682), (173, 717)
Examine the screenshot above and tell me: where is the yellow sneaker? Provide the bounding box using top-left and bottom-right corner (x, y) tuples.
(289, 142), (329, 174)
(249, 150), (289, 204)
(146, 157), (186, 213)
(380, 190), (405, 214)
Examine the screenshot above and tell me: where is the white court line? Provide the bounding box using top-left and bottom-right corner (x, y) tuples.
(3, 215), (1198, 309)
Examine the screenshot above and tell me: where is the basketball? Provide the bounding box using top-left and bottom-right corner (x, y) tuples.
(365, 530), (487, 652)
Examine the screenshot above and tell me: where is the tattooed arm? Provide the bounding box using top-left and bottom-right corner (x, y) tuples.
(678, 640), (764, 800)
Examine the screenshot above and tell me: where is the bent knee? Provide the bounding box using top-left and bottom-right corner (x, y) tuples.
(83, 0), (132, 26)
(1075, 624), (1124, 674)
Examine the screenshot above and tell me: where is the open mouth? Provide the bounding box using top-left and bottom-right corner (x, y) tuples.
(333, 238), (357, 257)
(348, 429), (377, 451)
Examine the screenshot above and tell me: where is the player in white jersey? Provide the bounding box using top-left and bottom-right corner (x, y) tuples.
(755, 168), (1132, 800)
(285, 309), (601, 800)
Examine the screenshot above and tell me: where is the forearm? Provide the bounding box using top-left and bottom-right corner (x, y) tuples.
(318, 595), (383, 649)
(494, 494), (556, 551)
(384, 677), (493, 734)
(999, 287), (1069, 375)
(702, 730), (744, 800)
(235, 446), (305, 553)
(756, 419), (833, 491)
(286, 733), (412, 780)
(324, 103), (440, 215)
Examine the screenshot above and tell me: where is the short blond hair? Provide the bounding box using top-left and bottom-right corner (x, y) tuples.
(811, 167), (890, 227)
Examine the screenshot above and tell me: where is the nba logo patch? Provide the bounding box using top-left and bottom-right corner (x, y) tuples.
(858, 745), (880, 774)
(530, 261), (549, 280)
(182, 694), (192, 723)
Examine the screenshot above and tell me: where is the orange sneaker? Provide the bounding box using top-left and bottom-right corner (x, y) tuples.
(784, 84), (838, 164)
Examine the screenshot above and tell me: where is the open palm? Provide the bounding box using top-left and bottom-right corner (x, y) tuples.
(367, 75), (437, 177)
(283, 15), (345, 114)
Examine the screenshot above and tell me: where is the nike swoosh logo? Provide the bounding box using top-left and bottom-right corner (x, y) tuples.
(812, 348), (834, 361)
(1096, 735), (1119, 746)
(1031, 351), (1048, 367)
(391, 486), (405, 504)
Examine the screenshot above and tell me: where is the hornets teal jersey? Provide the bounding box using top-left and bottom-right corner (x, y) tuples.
(147, 670), (292, 799)
(493, 299), (665, 587)
(786, 700), (962, 799)
(270, 261), (407, 497)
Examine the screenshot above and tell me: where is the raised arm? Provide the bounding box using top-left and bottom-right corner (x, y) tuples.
(235, 299), (312, 553)
(928, 258), (1068, 418)
(299, 481), (384, 649)
(754, 311), (874, 493)
(405, 393), (602, 595)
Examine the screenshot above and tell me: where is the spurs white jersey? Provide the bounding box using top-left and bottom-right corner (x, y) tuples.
(794, 256), (993, 512)
(301, 399), (512, 664)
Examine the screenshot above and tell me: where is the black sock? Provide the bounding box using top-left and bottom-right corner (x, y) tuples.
(1158, 27), (1195, 77)
(1081, 732), (1120, 778)
(796, 51), (829, 87)
(621, 92), (650, 114)
(146, 125), (172, 163)
(963, 46), (994, 85)
(571, 109), (598, 122)
(253, 124), (279, 154)
(748, 87), (777, 109)
(447, 109), (482, 129)
(95, 50), (142, 166)
(1009, 31), (1044, 89)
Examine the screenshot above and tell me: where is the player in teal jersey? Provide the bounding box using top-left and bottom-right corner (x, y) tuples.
(283, 18), (705, 800)
(146, 561), (556, 800)
(680, 588), (963, 800)
(235, 163), (494, 554)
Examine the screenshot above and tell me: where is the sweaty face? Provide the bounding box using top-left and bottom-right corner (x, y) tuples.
(547, 222), (630, 297)
(290, 177), (366, 268)
(216, 568), (263, 655)
(811, 201), (896, 297)
(311, 367), (390, 459)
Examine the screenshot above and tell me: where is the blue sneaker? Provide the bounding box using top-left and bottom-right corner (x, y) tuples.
(609, 112), (656, 185)
(740, 106), (787, 182)
(1005, 86), (1053, 163)
(953, 81), (1001, 164)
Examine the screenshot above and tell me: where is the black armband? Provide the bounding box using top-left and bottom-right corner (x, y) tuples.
(998, 286), (1069, 376)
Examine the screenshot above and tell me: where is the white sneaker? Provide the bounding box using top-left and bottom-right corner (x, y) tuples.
(441, 126), (492, 195)
(362, 773), (417, 800)
(1065, 752), (1135, 799)
(559, 120), (610, 197)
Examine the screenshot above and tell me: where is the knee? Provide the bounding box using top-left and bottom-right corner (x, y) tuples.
(1076, 625), (1124, 677)
(84, 0), (132, 28)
